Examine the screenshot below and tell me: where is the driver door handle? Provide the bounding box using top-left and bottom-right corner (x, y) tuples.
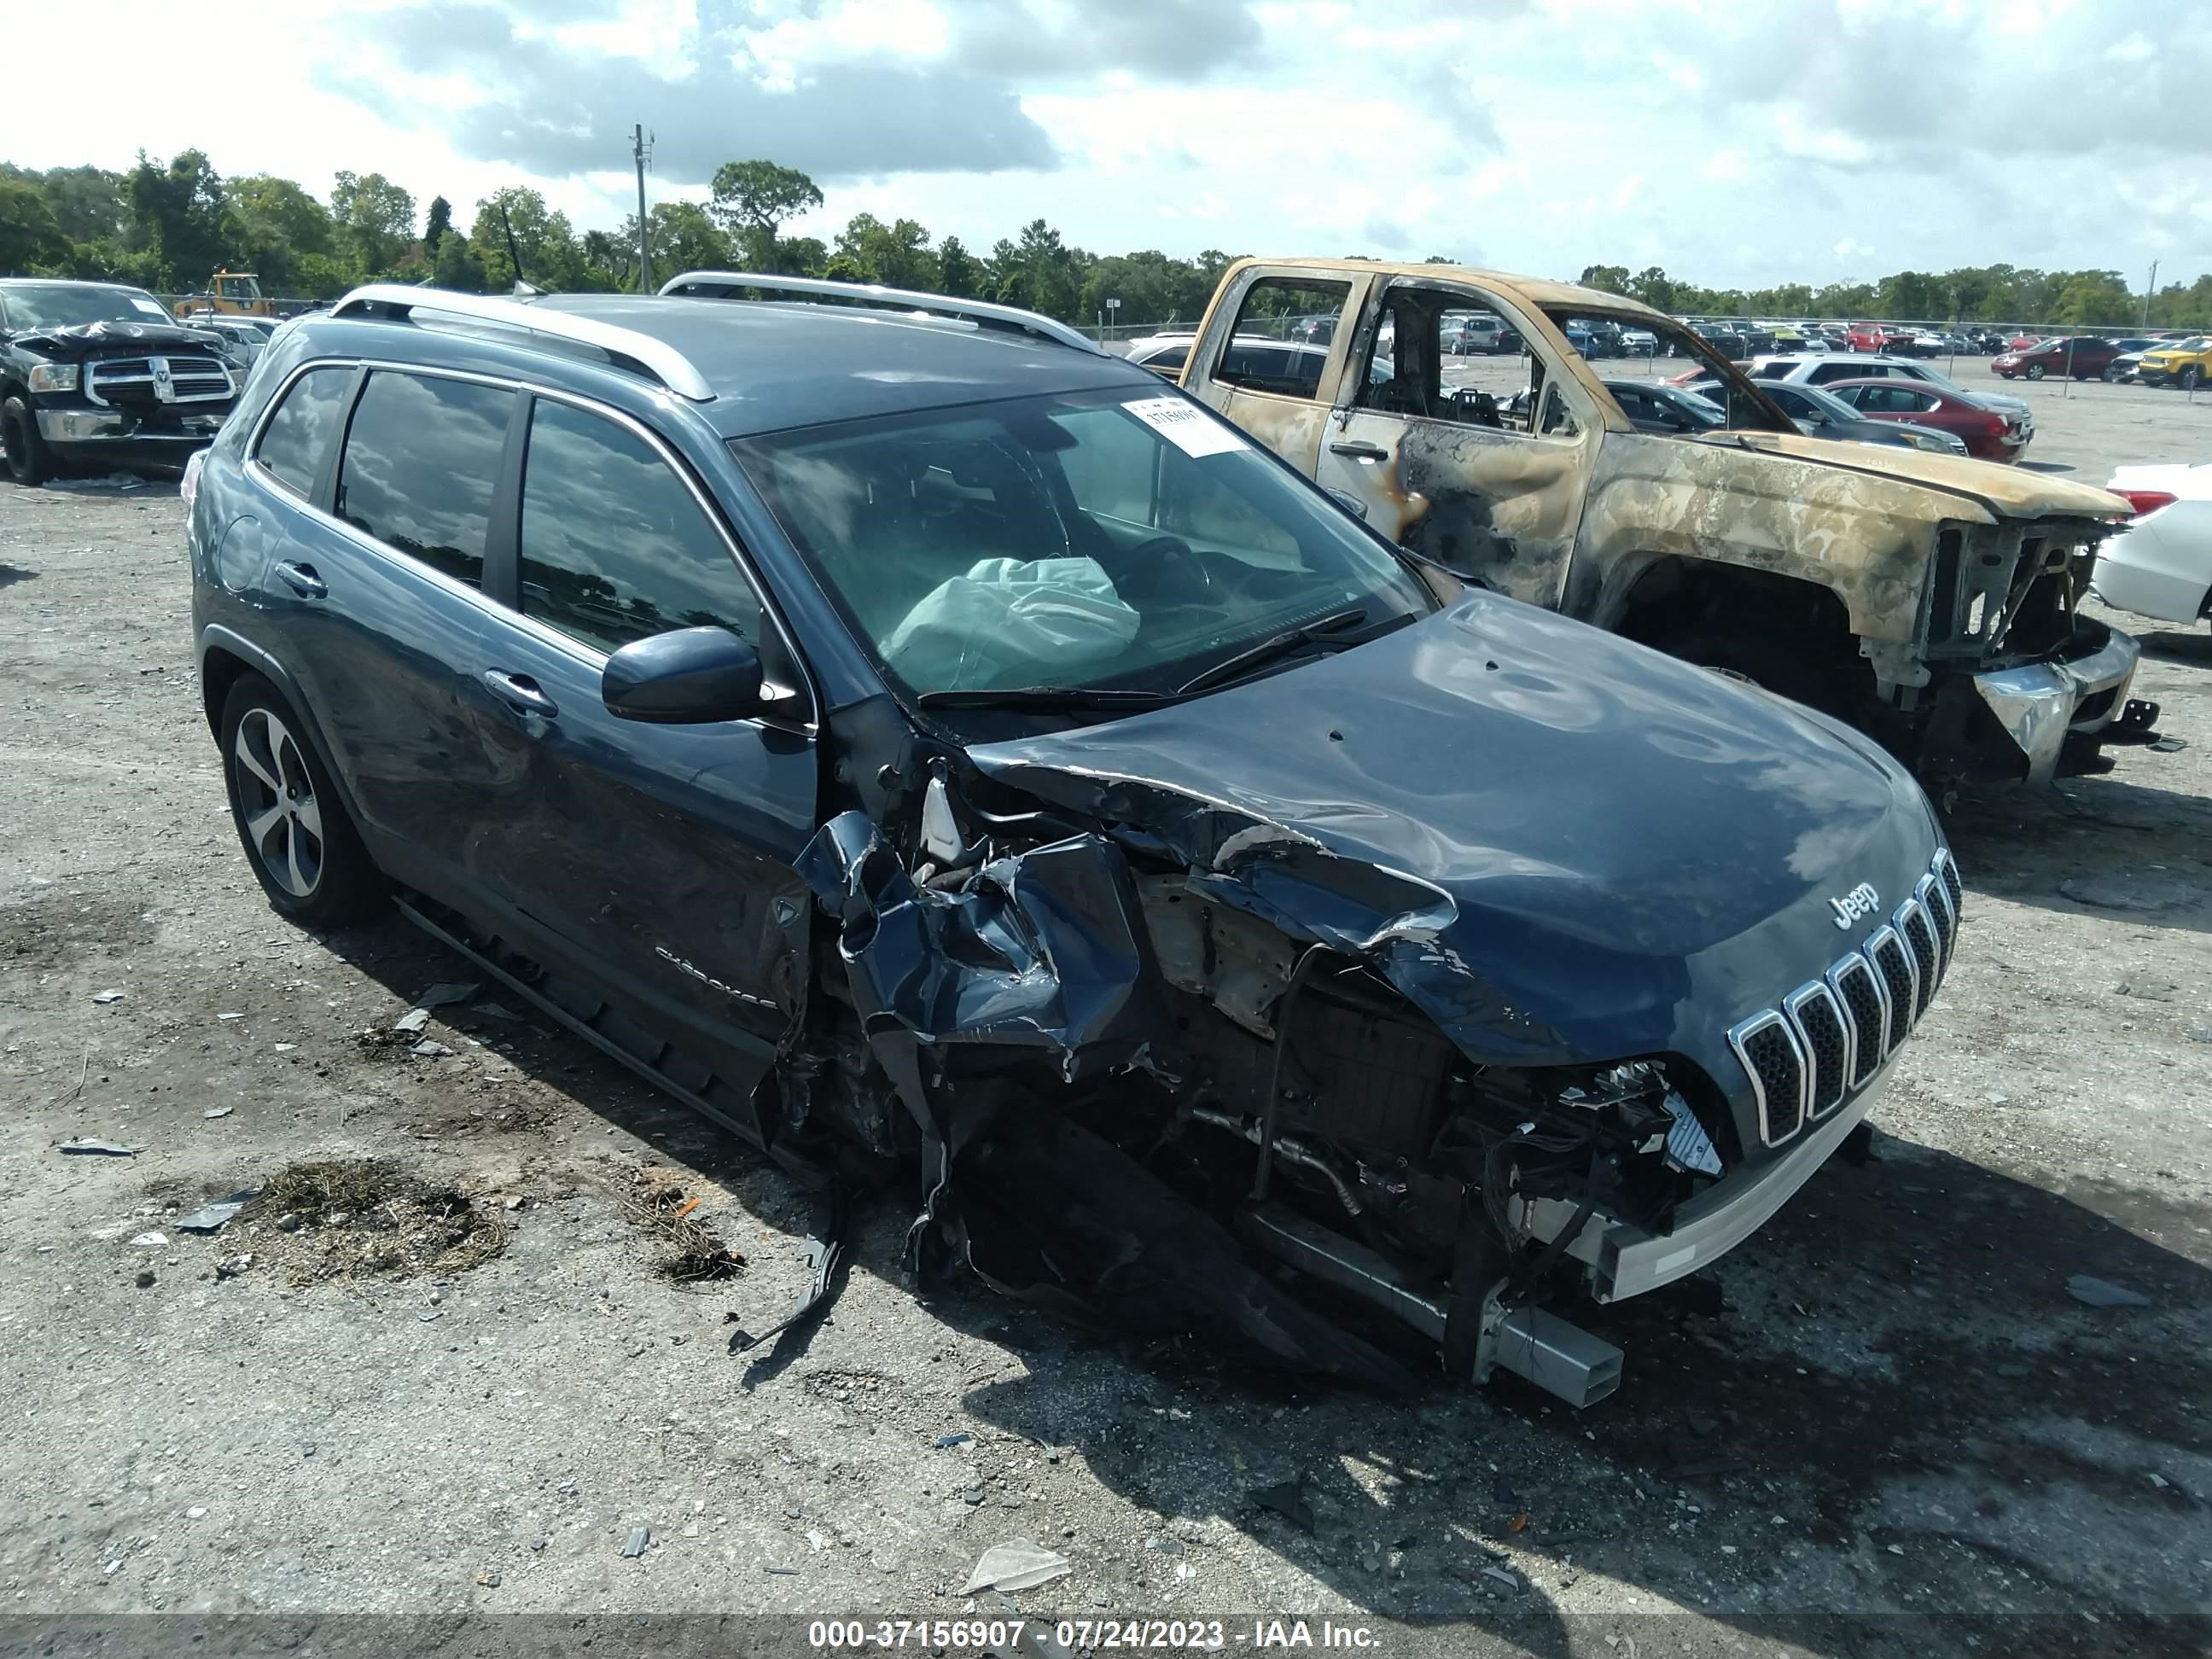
(1330, 439), (1388, 460)
(482, 670), (558, 719)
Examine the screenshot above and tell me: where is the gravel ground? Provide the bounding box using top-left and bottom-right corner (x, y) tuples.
(2, 387), (2209, 1658)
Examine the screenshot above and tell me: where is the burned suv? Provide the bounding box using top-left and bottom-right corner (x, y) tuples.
(1, 279), (240, 484)
(189, 276), (1960, 1403)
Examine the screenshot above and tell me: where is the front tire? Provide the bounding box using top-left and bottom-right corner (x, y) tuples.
(2, 396), (49, 486)
(219, 674), (384, 926)
(2024, 364), (2046, 381)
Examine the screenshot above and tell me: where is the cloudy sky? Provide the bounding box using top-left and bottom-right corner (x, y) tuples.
(14, 0), (2212, 288)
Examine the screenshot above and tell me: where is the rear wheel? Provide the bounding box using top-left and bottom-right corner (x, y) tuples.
(219, 674), (384, 926)
(2104, 364), (2122, 382)
(2, 396), (49, 486)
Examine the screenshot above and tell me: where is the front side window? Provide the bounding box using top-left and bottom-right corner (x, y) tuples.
(335, 371), (513, 588)
(734, 388), (1430, 704)
(518, 400), (762, 655)
(253, 366), (355, 496)
(1218, 277), (1353, 397)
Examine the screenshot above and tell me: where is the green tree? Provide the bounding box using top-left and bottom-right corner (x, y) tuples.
(937, 234), (980, 298)
(431, 232), (487, 293)
(424, 195), (453, 256)
(127, 148), (228, 285)
(831, 213), (938, 289)
(777, 236), (828, 277)
(1627, 266), (1675, 311)
(330, 171), (416, 276)
(0, 178), (67, 272)
(224, 174), (334, 290)
(707, 160), (823, 271)
(2052, 270), (2133, 326)
(990, 218), (1080, 319)
(38, 165), (128, 247)
(1576, 264), (1632, 297)
(470, 188), (585, 291)
(631, 201), (729, 279)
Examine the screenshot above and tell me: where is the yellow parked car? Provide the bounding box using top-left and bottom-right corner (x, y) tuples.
(2135, 336), (2212, 389)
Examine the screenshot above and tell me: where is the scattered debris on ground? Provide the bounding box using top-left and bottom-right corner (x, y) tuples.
(961, 1540), (1072, 1596)
(60, 1138), (139, 1156)
(622, 1167), (748, 1284)
(175, 1190), (257, 1233)
(230, 1158), (512, 1286)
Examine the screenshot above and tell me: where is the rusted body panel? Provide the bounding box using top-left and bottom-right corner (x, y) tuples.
(1181, 258), (2145, 779)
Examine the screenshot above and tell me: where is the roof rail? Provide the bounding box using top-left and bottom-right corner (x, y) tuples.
(328, 284), (716, 401)
(657, 271), (1105, 356)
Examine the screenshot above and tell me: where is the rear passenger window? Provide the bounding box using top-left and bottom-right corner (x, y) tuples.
(518, 399), (762, 655)
(335, 371), (512, 587)
(254, 367), (353, 497)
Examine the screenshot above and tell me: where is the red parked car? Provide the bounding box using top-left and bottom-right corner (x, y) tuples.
(1989, 335), (2122, 381)
(1845, 321), (1915, 354)
(1821, 377), (2029, 462)
(2005, 332), (2045, 351)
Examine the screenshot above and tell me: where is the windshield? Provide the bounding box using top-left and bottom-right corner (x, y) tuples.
(2, 283), (171, 330)
(733, 387), (1433, 703)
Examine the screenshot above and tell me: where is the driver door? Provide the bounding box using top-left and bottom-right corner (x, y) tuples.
(1312, 276), (1600, 610)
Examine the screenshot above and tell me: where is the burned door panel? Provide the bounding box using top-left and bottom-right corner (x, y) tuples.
(1312, 275), (1598, 611)
(1181, 266), (1368, 479)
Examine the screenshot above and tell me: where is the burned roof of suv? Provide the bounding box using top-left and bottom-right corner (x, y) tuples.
(522, 294), (1161, 436)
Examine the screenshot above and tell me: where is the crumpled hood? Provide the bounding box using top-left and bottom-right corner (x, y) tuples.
(7, 318), (224, 358)
(968, 591), (1941, 1072)
(1712, 430), (2128, 522)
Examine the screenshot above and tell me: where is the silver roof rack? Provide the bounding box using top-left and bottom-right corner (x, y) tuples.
(328, 284), (716, 401)
(657, 271), (1105, 356)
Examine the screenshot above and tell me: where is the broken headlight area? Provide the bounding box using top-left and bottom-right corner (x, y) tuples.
(790, 800), (1738, 1406)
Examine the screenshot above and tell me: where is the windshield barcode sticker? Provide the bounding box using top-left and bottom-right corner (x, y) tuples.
(1123, 396), (1247, 457)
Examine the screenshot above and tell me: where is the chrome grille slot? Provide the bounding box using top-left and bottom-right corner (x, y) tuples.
(1870, 928), (1916, 1034)
(1730, 1010), (1807, 1146)
(1828, 956), (1887, 1086)
(1785, 983), (1849, 1119)
(1918, 872), (1956, 969)
(1899, 901), (1940, 1019)
(1937, 850), (1964, 923)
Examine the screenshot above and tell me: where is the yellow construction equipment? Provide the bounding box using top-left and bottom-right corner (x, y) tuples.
(172, 271), (273, 319)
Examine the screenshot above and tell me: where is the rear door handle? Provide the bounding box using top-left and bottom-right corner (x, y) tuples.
(481, 670), (559, 719)
(275, 561), (326, 598)
(1330, 440), (1389, 460)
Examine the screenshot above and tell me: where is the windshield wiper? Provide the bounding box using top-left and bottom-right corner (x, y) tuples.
(914, 686), (1176, 711)
(1176, 607), (1408, 697)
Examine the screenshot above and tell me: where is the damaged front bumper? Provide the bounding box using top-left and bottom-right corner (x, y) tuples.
(1966, 624), (2140, 784)
(1523, 1054), (1894, 1304)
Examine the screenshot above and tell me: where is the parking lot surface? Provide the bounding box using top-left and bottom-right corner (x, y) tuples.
(2, 379), (2209, 1654)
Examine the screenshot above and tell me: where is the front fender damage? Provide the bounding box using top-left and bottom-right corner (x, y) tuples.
(794, 806), (1418, 1392)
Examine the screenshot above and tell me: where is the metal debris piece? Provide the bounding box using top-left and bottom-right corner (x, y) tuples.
(2150, 736), (2186, 753)
(175, 1190), (257, 1233)
(410, 1039), (453, 1058)
(61, 1138), (140, 1157)
(621, 1528), (650, 1558)
(204, 1107), (234, 1120)
(2066, 1275), (2151, 1308)
(393, 1008), (433, 1034)
(91, 990), (125, 1004)
(417, 982), (482, 1010)
(961, 1540), (1072, 1596)
(765, 1564), (799, 1575)
(218, 1013), (244, 1022)
(130, 1231), (167, 1249)
(934, 1432), (974, 1449)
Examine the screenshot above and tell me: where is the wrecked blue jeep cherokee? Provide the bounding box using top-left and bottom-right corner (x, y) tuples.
(188, 276), (1959, 1403)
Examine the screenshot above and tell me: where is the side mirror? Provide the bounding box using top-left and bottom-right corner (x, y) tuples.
(602, 626), (765, 724)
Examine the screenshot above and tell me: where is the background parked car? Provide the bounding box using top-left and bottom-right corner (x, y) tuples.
(1603, 378), (1724, 433)
(1823, 377), (2029, 462)
(2091, 462), (2212, 629)
(1743, 351), (2034, 426)
(1445, 313), (1521, 354)
(1989, 335), (2123, 381)
(1846, 322), (1916, 354)
(2134, 337), (2212, 389)
(1666, 368), (1971, 455)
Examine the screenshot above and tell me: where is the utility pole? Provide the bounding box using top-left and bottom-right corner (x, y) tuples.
(2142, 259), (2157, 329)
(632, 124), (653, 295)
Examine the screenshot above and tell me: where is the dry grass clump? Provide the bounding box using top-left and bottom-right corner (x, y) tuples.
(623, 1167), (748, 1284)
(244, 1157), (510, 1286)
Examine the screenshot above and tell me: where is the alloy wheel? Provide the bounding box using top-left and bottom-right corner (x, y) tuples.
(231, 707), (324, 899)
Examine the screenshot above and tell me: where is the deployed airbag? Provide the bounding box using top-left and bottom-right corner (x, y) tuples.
(882, 556), (1139, 691)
